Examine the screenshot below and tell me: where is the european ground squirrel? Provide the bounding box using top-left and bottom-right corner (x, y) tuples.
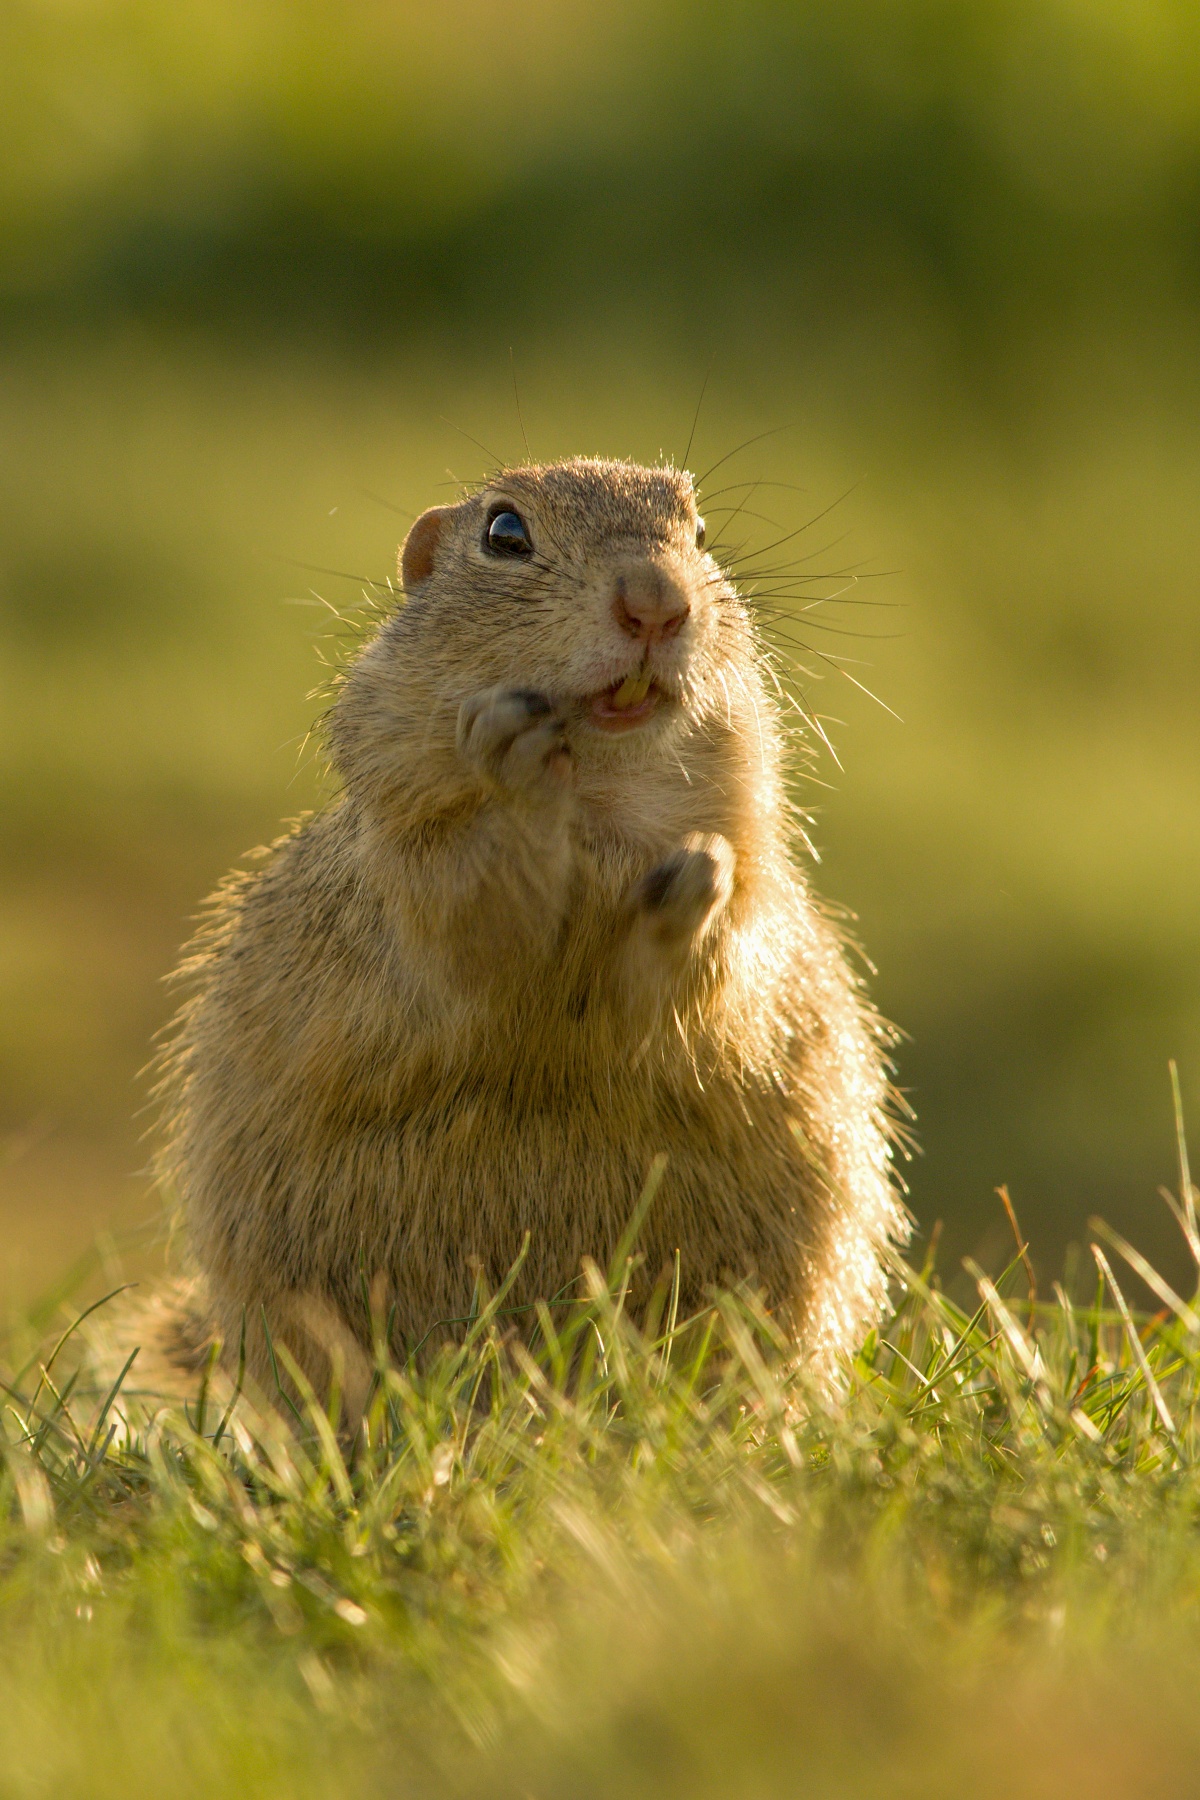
(153, 456), (907, 1408)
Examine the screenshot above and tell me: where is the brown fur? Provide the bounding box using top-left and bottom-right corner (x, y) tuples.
(153, 456), (908, 1402)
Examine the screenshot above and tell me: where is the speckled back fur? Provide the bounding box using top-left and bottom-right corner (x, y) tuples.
(154, 455), (909, 1405)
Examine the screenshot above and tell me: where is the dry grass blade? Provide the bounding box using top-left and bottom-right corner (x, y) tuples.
(1091, 1243), (1180, 1451)
(996, 1186), (1037, 1329)
(1089, 1216), (1200, 1335)
(1170, 1059), (1199, 1260)
(962, 1258), (1046, 1389)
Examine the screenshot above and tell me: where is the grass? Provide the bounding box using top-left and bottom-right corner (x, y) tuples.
(3, 1112), (1200, 1797)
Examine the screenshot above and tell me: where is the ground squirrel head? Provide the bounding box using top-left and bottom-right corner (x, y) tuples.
(331, 456), (760, 811)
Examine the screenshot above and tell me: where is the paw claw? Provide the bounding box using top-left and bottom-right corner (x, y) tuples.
(457, 686), (571, 794)
(633, 833), (735, 942)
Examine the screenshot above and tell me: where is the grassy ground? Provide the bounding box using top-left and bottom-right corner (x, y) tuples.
(3, 1133), (1200, 1797)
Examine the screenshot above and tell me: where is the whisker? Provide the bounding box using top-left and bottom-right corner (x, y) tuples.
(269, 555), (398, 592)
(728, 487), (862, 567)
(752, 615), (907, 643)
(439, 418), (507, 469)
(740, 565), (897, 586)
(804, 647), (903, 719)
(681, 363), (713, 471)
(510, 349), (533, 463)
(357, 488), (416, 521)
(712, 478), (768, 547)
(701, 478), (811, 501)
(753, 527), (859, 569)
(695, 424), (797, 489)
(744, 595), (874, 613)
(701, 504), (789, 531)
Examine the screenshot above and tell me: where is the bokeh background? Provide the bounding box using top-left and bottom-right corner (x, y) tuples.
(2, 0), (1199, 1301)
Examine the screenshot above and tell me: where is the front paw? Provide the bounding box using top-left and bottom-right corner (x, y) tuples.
(457, 686), (572, 795)
(632, 833), (735, 945)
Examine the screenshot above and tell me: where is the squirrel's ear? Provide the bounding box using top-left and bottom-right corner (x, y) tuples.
(400, 507), (450, 589)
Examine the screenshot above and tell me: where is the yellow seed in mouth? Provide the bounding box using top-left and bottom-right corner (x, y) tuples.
(612, 671), (653, 709)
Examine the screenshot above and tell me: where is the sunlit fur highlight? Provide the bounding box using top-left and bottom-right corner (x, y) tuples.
(155, 456), (909, 1403)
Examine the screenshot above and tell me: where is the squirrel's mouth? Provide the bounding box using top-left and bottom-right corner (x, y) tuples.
(588, 673), (662, 730)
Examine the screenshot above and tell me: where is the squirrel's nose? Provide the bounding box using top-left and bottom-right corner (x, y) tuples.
(612, 566), (691, 645)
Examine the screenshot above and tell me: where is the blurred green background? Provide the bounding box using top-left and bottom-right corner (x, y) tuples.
(2, 0), (1199, 1299)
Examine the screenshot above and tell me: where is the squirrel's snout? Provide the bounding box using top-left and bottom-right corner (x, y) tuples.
(612, 564), (691, 646)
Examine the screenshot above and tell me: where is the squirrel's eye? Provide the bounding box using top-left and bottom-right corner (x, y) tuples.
(485, 509), (532, 557)
(695, 517), (706, 550)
